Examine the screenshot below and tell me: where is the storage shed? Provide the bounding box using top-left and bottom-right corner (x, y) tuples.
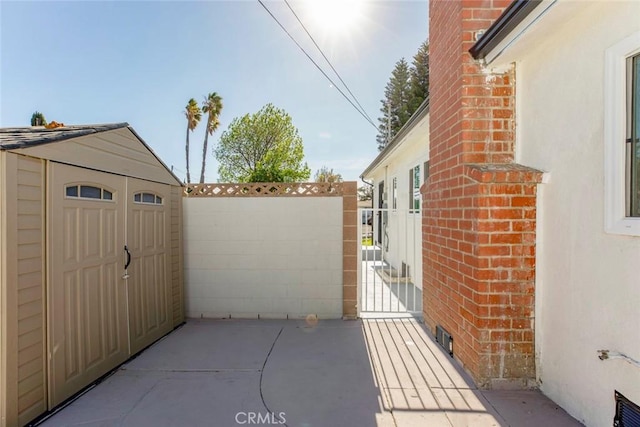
(0, 123), (184, 426)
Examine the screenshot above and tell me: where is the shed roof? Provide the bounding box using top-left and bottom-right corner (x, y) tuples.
(0, 123), (129, 150)
(0, 123), (182, 186)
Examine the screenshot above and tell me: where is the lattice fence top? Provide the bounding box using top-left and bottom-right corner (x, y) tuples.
(184, 182), (345, 197)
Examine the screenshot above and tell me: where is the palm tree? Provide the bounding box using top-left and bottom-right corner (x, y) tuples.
(200, 92), (223, 183)
(184, 98), (202, 183)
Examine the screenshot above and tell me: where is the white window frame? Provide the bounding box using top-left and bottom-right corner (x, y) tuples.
(604, 30), (640, 236)
(64, 183), (115, 202)
(409, 165), (421, 213)
(392, 177), (397, 211)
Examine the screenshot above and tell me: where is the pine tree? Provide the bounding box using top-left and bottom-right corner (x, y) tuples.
(30, 111), (47, 126)
(408, 40), (429, 116)
(376, 58), (412, 151)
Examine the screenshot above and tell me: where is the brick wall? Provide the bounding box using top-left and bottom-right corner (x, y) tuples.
(423, 0), (542, 388)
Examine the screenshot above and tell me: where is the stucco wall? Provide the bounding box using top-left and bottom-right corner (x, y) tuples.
(511, 2), (640, 425)
(183, 197), (343, 319)
(366, 117), (429, 289)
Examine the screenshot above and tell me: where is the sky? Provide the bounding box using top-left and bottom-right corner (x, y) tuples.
(0, 0), (428, 183)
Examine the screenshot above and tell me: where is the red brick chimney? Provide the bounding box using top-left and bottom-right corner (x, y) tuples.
(423, 0), (542, 388)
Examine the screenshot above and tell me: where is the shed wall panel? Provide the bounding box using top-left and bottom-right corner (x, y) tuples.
(171, 186), (184, 326)
(0, 150), (7, 427)
(15, 155), (46, 425)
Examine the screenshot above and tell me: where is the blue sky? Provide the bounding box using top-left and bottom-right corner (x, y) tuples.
(1, 1), (428, 183)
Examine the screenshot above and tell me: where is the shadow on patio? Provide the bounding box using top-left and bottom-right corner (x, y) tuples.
(36, 319), (581, 427)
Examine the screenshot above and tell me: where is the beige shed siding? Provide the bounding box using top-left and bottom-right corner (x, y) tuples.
(0, 130), (184, 424)
(13, 128), (180, 186)
(171, 185), (184, 326)
(0, 150), (7, 427)
(15, 154), (46, 425)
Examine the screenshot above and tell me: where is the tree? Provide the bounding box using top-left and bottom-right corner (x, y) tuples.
(30, 111), (47, 126)
(184, 98), (202, 183)
(215, 104), (311, 182)
(408, 40), (429, 115)
(376, 58), (412, 151)
(199, 92), (223, 183)
(358, 185), (373, 202)
(314, 166), (343, 183)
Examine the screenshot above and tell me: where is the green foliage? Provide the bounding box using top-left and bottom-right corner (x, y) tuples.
(376, 39), (430, 151)
(202, 92), (223, 135)
(215, 104), (311, 183)
(377, 58), (412, 151)
(184, 98), (202, 184)
(409, 40), (429, 116)
(30, 111), (47, 126)
(200, 92), (223, 183)
(358, 185), (373, 201)
(185, 98), (202, 131)
(314, 166), (343, 183)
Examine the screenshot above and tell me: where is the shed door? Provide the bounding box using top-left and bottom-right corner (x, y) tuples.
(48, 163), (129, 406)
(126, 178), (172, 354)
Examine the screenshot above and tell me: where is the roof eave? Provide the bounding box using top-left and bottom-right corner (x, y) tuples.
(360, 98), (430, 179)
(469, 0), (543, 61)
(126, 126), (184, 187)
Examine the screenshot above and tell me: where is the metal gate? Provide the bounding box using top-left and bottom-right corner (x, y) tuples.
(358, 208), (422, 317)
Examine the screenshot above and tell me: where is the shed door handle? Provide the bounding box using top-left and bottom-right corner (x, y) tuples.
(124, 245), (131, 270)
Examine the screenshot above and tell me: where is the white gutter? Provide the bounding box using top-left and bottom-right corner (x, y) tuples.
(483, 0), (558, 66)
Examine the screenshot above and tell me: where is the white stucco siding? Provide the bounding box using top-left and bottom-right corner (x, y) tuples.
(508, 2), (640, 426)
(366, 118), (429, 291)
(183, 197), (343, 319)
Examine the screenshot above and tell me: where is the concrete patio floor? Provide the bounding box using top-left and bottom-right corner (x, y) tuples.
(37, 318), (582, 427)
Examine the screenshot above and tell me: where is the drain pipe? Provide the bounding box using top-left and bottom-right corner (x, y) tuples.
(598, 350), (640, 369)
(360, 177), (374, 208)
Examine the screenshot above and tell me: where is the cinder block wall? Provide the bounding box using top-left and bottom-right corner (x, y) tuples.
(423, 0), (541, 388)
(183, 183), (357, 319)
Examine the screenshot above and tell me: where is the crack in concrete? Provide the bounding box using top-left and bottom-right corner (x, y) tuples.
(258, 327), (287, 427)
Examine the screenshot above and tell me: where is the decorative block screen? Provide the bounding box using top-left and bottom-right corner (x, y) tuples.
(184, 182), (344, 197)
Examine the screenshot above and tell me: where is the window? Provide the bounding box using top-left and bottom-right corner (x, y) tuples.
(392, 177), (397, 211)
(134, 192), (163, 205)
(65, 185), (113, 201)
(604, 32), (640, 236)
(409, 165), (421, 212)
(627, 53), (640, 217)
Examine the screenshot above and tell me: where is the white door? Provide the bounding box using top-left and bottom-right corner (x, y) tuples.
(48, 163), (129, 406)
(126, 178), (172, 354)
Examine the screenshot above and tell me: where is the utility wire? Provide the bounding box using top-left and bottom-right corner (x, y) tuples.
(283, 0), (375, 126)
(257, 0), (378, 130)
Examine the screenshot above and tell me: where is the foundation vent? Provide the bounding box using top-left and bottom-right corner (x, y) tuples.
(435, 325), (453, 356)
(614, 391), (640, 427)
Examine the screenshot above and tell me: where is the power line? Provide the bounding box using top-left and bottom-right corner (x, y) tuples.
(257, 0), (378, 130)
(283, 0), (375, 126)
